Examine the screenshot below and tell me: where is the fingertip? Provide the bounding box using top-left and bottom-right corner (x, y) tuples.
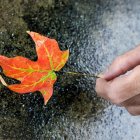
(98, 71), (114, 81)
(102, 66), (123, 81)
(98, 67), (114, 80)
(103, 72), (115, 81)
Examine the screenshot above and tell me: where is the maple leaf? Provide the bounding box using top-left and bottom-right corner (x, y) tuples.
(0, 31), (69, 104)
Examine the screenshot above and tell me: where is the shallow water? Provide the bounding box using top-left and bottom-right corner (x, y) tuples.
(0, 0), (140, 139)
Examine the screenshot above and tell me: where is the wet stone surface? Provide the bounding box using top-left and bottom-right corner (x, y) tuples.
(0, 0), (140, 139)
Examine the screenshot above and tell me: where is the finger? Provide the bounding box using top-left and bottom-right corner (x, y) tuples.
(102, 65), (140, 104)
(95, 78), (110, 100)
(103, 45), (140, 80)
(121, 94), (140, 107)
(126, 105), (140, 116)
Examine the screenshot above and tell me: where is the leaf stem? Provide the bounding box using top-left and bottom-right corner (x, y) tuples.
(60, 71), (100, 78)
(0, 71), (100, 88)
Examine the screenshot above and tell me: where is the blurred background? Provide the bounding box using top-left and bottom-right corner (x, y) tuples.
(0, 0), (140, 139)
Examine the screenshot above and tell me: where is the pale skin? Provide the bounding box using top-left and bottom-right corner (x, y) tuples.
(96, 45), (140, 116)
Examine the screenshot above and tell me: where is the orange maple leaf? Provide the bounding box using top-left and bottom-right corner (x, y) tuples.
(0, 31), (69, 104)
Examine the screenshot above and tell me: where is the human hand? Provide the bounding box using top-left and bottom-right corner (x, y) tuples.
(96, 45), (140, 116)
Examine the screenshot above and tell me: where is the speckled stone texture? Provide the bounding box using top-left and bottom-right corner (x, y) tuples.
(0, 0), (140, 139)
